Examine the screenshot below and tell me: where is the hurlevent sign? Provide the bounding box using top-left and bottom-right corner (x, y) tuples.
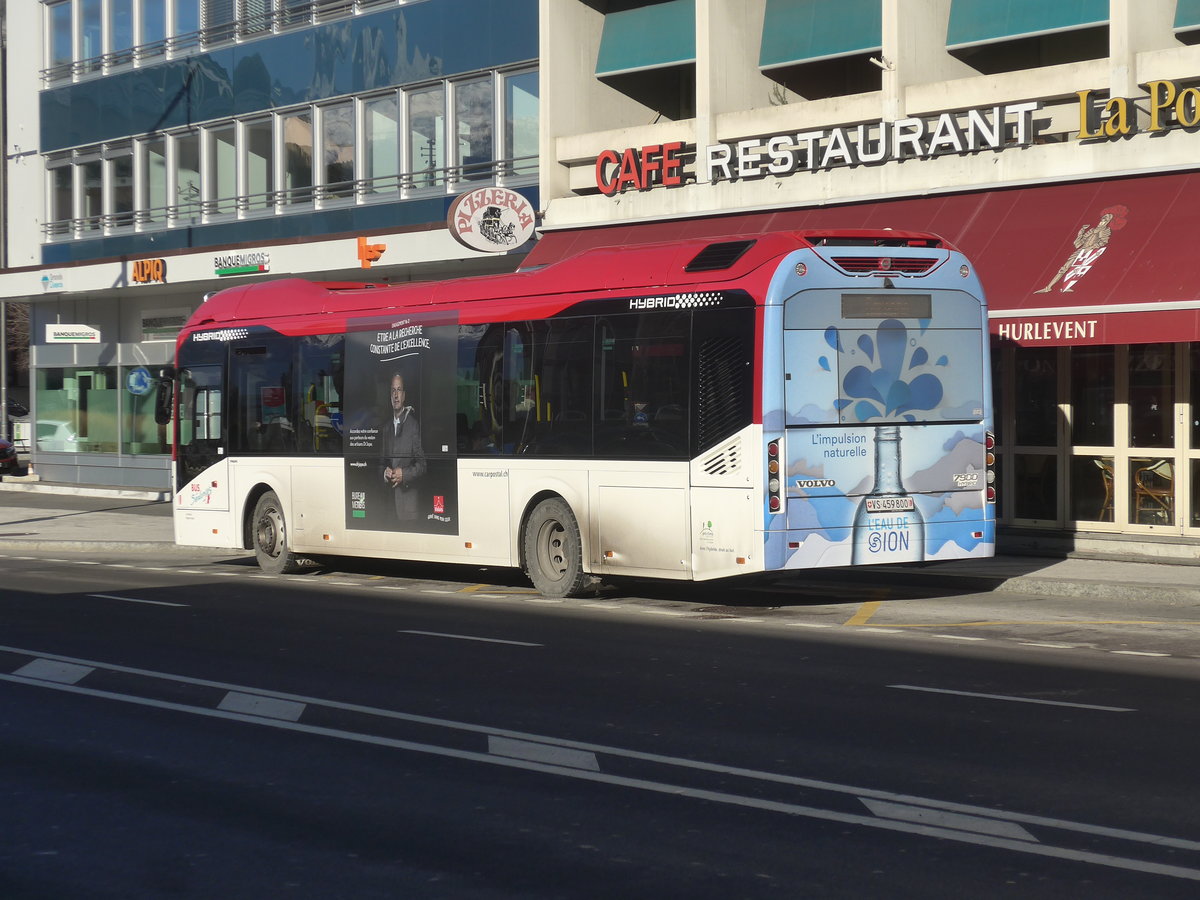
(593, 78), (1200, 194)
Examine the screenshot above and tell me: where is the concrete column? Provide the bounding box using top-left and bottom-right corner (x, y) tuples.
(882, 0), (976, 120)
(1109, 0), (1177, 99)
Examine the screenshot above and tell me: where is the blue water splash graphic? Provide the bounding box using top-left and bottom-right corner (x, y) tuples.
(837, 319), (945, 421)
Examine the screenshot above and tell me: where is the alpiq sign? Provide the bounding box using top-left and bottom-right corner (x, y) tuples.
(593, 78), (1200, 194)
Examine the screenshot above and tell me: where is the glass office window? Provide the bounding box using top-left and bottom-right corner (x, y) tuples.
(111, 0), (135, 56)
(142, 138), (169, 224)
(244, 118), (274, 211)
(321, 102), (355, 199)
(364, 94), (400, 194)
(455, 77), (494, 181)
(282, 111), (314, 204)
(36, 367), (119, 454)
(175, 131), (202, 218)
(142, 0), (167, 45)
(504, 71), (538, 177)
(49, 164), (74, 234)
(202, 0), (236, 42)
(49, 2), (73, 72)
(111, 153), (135, 227)
(122, 367), (173, 455)
(208, 124), (237, 214)
(81, 160), (103, 231)
(409, 86), (445, 189)
(174, 0), (201, 40)
(81, 0), (103, 70)
(243, 0), (271, 35)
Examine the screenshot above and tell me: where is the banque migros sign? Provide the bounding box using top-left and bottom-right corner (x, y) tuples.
(593, 79), (1200, 195)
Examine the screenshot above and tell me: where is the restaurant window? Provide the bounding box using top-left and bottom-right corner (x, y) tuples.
(1012, 346), (1058, 521)
(1129, 343), (1174, 448)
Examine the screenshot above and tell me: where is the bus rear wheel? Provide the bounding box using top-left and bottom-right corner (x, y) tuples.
(523, 497), (591, 598)
(252, 490), (301, 575)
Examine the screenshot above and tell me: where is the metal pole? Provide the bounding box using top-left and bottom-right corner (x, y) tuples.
(1, 300), (8, 440)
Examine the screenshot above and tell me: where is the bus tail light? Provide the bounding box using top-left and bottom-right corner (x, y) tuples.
(985, 431), (997, 504)
(767, 439), (783, 514)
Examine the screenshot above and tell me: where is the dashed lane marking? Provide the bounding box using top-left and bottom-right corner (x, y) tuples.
(399, 630), (542, 647)
(87, 593), (188, 608)
(889, 685), (1135, 713)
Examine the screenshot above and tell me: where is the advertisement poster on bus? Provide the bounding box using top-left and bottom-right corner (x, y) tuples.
(343, 311), (459, 534)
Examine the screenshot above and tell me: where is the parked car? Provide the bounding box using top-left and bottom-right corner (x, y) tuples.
(0, 437), (17, 472)
(36, 420), (78, 452)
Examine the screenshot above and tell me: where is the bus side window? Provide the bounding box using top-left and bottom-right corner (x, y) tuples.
(595, 312), (689, 459)
(231, 341), (297, 454)
(460, 323), (503, 454)
(298, 334), (344, 455)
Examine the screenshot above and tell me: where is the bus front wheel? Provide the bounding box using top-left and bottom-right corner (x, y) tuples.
(252, 490), (301, 575)
(523, 497), (591, 598)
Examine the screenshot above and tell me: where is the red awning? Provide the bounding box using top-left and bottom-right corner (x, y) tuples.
(524, 171), (1200, 346)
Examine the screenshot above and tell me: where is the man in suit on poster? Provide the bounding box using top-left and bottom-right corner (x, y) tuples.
(381, 372), (426, 524)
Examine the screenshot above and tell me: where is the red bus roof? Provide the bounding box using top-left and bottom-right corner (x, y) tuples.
(184, 228), (954, 334)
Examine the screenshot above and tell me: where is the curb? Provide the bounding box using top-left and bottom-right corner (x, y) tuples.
(0, 539), (243, 555)
(0, 482), (168, 502)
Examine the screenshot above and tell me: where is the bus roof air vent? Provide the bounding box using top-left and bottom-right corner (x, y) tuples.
(684, 240), (756, 273)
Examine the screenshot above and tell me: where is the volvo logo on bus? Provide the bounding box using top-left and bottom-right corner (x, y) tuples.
(448, 187), (536, 253)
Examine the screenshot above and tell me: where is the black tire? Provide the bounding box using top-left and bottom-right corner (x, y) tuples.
(252, 490), (301, 574)
(523, 497), (592, 598)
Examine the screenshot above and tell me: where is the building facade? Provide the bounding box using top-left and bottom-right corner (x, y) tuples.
(2, 0), (538, 488)
(532, 0), (1200, 557)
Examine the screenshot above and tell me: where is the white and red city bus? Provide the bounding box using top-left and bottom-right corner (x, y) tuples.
(164, 229), (995, 596)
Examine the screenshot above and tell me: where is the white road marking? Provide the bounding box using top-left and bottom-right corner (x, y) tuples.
(1112, 650), (1170, 657)
(1020, 642), (1077, 649)
(1, 644), (1196, 857)
(421, 589), (457, 595)
(218, 691), (306, 722)
(14, 658), (94, 684)
(933, 634), (987, 641)
(489, 736), (600, 771)
(860, 627), (904, 634)
(1, 667), (1196, 882)
(88, 594), (188, 608)
(861, 798), (1037, 841)
(889, 684), (1134, 712)
(399, 630), (542, 647)
(787, 622), (833, 629)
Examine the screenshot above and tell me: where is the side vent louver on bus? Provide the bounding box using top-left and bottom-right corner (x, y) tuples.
(831, 256), (937, 275)
(702, 438), (743, 477)
(697, 335), (750, 452)
(685, 240), (756, 272)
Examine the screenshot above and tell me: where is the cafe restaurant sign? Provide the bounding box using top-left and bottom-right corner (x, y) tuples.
(594, 78), (1200, 195)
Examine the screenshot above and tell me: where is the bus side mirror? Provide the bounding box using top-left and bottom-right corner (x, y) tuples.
(154, 370), (175, 426)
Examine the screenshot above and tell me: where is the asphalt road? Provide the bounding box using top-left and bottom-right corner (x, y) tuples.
(2, 549), (1199, 898)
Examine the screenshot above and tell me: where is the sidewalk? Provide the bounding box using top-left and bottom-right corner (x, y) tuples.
(1, 477), (1198, 604)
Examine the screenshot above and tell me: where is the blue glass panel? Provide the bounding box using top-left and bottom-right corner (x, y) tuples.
(596, 0), (695, 76)
(41, 0), (536, 152)
(1177, 0), (1200, 29)
(760, 0), (880, 68)
(947, 0), (1107, 48)
(40, 188), (538, 266)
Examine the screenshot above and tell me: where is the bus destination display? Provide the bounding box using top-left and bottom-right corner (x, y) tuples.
(841, 293), (932, 320)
